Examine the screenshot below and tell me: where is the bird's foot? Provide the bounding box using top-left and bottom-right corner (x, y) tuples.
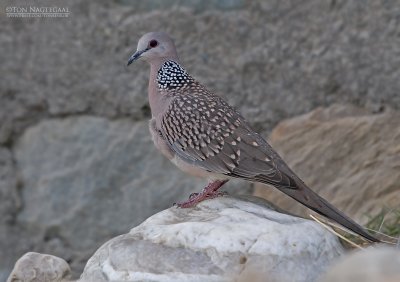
(175, 180), (228, 208)
(175, 190), (227, 208)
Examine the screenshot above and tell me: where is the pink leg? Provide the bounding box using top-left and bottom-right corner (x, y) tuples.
(175, 180), (229, 208)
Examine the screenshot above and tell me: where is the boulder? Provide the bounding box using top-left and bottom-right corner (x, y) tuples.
(254, 105), (400, 223)
(7, 252), (71, 282)
(80, 196), (344, 282)
(320, 247), (400, 282)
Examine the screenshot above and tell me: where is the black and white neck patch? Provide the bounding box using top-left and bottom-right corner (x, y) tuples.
(157, 61), (194, 90)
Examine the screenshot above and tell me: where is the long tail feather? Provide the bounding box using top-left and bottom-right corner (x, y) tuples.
(273, 179), (380, 242)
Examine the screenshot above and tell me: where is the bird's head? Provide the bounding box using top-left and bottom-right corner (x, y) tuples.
(127, 31), (178, 66)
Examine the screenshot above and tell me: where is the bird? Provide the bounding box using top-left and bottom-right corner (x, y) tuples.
(127, 31), (380, 243)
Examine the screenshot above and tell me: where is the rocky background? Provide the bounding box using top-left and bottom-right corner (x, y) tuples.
(1, 0), (400, 280)
(255, 105), (400, 223)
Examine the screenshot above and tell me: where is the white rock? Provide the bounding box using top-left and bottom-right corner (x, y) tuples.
(80, 196), (344, 282)
(7, 252), (71, 282)
(320, 246), (400, 282)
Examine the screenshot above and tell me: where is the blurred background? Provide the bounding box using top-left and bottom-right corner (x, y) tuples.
(1, 0), (400, 279)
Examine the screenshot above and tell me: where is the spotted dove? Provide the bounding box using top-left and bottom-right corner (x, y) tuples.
(127, 31), (379, 242)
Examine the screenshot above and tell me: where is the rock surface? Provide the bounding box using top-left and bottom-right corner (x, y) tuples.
(320, 247), (400, 282)
(7, 252), (71, 282)
(80, 196), (344, 282)
(0, 147), (19, 224)
(254, 104), (400, 223)
(2, 0), (400, 279)
(2, 0), (400, 144)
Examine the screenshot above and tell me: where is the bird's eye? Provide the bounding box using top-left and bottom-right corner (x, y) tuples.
(149, 40), (158, 48)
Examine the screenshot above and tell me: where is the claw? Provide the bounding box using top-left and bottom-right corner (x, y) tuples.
(189, 192), (199, 200)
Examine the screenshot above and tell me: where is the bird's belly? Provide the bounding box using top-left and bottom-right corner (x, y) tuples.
(170, 155), (228, 181)
(149, 119), (174, 160)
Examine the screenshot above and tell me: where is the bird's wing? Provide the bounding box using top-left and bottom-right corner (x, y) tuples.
(160, 91), (295, 188)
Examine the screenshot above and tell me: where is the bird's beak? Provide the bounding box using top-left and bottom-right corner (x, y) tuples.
(127, 48), (149, 66)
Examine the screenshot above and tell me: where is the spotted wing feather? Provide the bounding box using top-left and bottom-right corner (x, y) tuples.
(160, 91), (294, 188)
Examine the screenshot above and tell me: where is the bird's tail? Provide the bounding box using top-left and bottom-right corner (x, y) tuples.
(274, 179), (380, 243)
